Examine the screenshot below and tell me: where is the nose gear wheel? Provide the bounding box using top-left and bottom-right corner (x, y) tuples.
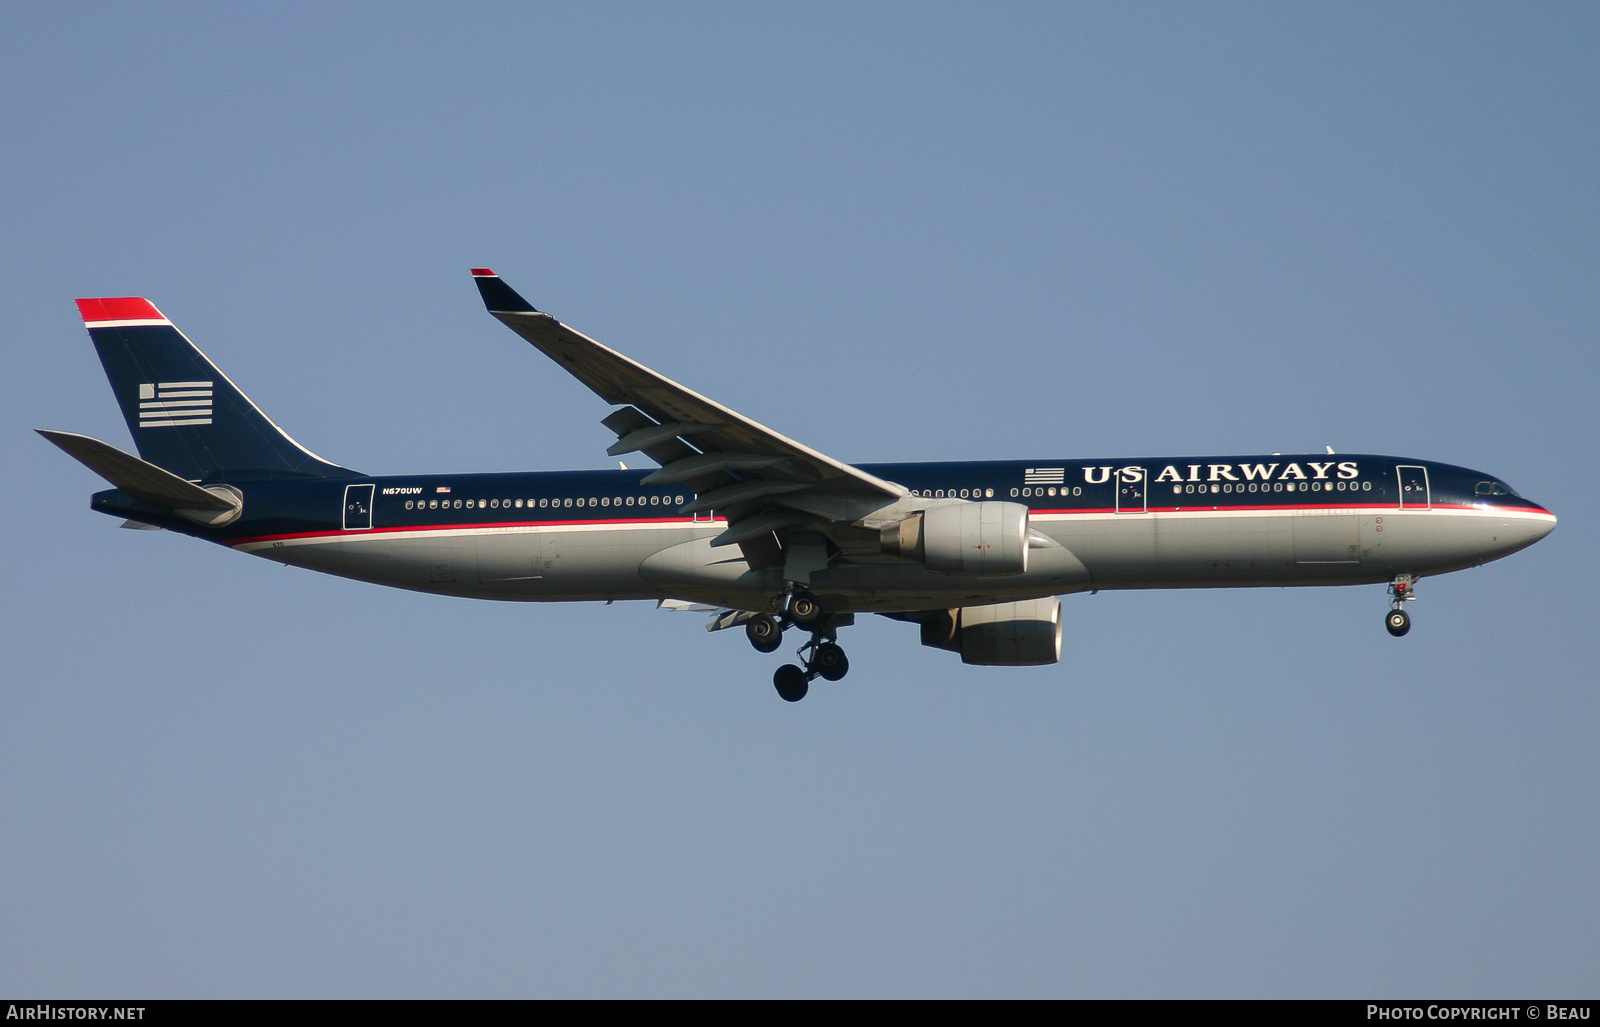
(1385, 575), (1416, 636)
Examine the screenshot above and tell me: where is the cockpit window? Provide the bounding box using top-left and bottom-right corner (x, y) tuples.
(1475, 480), (1514, 497)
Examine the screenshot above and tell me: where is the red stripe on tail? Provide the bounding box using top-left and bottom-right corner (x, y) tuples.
(76, 297), (165, 323)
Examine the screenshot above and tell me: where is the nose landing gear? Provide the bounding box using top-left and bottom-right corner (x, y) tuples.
(1385, 575), (1416, 636)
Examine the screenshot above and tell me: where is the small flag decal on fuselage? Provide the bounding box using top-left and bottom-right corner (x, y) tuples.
(1024, 467), (1065, 485)
(138, 381), (213, 427)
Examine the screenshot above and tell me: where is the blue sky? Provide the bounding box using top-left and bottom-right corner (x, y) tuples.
(2, 2), (1595, 997)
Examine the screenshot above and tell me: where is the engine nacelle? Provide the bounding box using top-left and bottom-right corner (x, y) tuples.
(918, 598), (1062, 666)
(881, 501), (1029, 575)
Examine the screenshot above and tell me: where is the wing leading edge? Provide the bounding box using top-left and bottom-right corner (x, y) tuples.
(470, 269), (910, 571)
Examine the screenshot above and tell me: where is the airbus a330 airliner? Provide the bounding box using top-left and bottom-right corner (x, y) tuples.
(42, 270), (1556, 701)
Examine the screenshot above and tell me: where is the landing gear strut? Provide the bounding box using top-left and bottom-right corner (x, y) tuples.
(767, 598), (851, 701)
(1386, 575), (1415, 637)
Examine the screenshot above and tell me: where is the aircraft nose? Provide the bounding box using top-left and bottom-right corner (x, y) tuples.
(1530, 503), (1556, 540)
(1505, 500), (1557, 551)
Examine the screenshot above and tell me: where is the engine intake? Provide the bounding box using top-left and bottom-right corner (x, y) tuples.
(880, 502), (1029, 576)
(919, 598), (1062, 666)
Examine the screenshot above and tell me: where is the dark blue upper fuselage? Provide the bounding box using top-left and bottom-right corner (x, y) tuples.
(88, 454), (1547, 545)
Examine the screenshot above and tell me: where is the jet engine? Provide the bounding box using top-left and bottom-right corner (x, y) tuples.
(918, 598), (1062, 666)
(880, 502), (1029, 575)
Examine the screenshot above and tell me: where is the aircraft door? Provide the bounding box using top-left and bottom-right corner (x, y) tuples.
(343, 483), (374, 530)
(1396, 466), (1430, 510)
(1115, 466), (1147, 513)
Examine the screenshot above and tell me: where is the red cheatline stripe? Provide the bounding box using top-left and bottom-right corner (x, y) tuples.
(1030, 502), (1551, 515)
(76, 297), (165, 323)
(231, 502), (1550, 547)
(230, 515), (702, 546)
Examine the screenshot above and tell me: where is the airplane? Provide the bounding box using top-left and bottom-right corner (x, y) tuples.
(40, 270), (1557, 702)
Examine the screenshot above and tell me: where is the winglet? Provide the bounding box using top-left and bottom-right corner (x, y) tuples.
(470, 268), (538, 314)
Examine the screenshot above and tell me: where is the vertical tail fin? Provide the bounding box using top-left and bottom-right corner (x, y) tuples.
(77, 297), (357, 481)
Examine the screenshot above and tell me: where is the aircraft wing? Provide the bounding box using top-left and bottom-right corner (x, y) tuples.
(472, 269), (910, 570)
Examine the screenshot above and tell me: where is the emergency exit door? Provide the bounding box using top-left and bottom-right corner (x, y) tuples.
(343, 483), (375, 530)
(1396, 466), (1430, 510)
(1115, 467), (1147, 512)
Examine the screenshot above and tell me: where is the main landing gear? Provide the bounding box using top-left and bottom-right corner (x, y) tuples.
(746, 590), (851, 702)
(771, 636), (850, 702)
(1385, 575), (1416, 637)
(745, 613), (783, 653)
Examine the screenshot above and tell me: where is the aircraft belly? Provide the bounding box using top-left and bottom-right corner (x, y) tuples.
(255, 526), (682, 601)
(265, 536), (476, 592)
(495, 525), (683, 599)
(639, 535), (1092, 613)
(1049, 512), (1381, 587)
(1045, 507), (1528, 587)
(242, 507), (1533, 609)
(1359, 509), (1532, 576)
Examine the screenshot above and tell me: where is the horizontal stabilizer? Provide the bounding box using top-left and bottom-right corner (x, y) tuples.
(37, 430), (238, 512)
